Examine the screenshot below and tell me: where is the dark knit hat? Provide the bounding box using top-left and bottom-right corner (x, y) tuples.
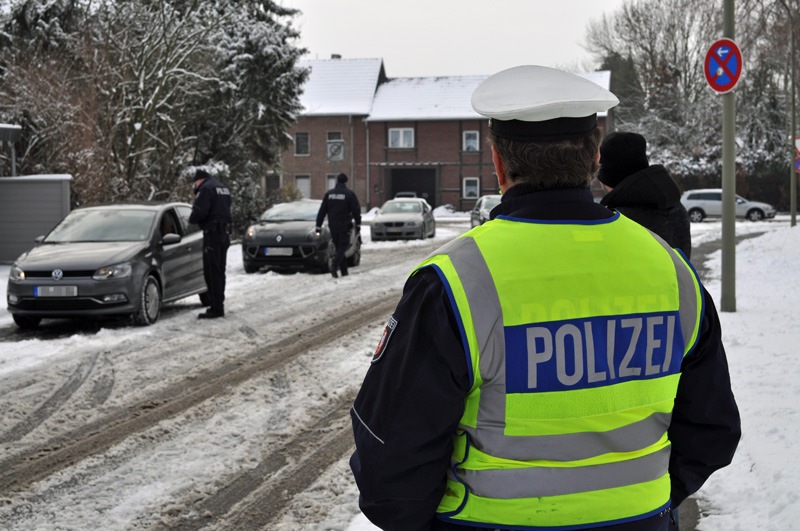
(193, 169), (211, 182)
(336, 172), (348, 183)
(597, 132), (649, 188)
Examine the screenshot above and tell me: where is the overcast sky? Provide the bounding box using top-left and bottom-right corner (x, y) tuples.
(277, 0), (628, 77)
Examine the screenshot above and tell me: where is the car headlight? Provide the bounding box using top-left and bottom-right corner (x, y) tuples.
(93, 262), (133, 280)
(246, 226), (256, 238)
(9, 265), (25, 281)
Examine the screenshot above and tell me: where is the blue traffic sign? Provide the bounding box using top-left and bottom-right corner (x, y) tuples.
(795, 156), (800, 174)
(704, 38), (743, 94)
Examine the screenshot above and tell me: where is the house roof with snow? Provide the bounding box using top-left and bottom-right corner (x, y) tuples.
(366, 70), (613, 122)
(366, 76), (488, 121)
(294, 57), (613, 121)
(297, 58), (386, 116)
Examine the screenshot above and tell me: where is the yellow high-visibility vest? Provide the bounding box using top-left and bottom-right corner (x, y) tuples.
(414, 213), (702, 529)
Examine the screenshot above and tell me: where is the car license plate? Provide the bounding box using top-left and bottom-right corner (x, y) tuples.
(34, 285), (78, 297)
(264, 247), (292, 256)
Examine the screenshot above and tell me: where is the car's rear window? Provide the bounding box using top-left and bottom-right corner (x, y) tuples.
(45, 209), (157, 242)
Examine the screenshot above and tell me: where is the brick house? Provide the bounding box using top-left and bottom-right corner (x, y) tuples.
(280, 57), (612, 210)
(279, 57), (387, 206)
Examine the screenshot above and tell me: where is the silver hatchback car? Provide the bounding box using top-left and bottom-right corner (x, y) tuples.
(680, 189), (776, 222)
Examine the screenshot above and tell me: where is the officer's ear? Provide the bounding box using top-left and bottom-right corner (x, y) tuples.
(492, 145), (510, 192)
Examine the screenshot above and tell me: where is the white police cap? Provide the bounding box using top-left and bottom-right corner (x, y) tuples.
(471, 65), (619, 141)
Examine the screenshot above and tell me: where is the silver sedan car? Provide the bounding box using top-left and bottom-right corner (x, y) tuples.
(470, 194), (502, 227)
(370, 198), (436, 241)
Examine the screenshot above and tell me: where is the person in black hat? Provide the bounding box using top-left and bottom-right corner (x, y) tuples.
(598, 132), (692, 259)
(349, 66), (739, 531)
(315, 172), (361, 278)
(189, 168), (232, 319)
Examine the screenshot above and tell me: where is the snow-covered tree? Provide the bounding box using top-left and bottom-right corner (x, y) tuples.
(0, 0), (307, 231)
(586, 0), (800, 209)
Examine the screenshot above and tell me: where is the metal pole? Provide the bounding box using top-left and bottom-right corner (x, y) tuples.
(792, 27), (797, 228)
(781, 0), (797, 227)
(721, 0), (736, 312)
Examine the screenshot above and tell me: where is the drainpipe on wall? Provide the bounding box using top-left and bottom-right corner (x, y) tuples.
(365, 119), (371, 210)
(349, 115), (356, 203)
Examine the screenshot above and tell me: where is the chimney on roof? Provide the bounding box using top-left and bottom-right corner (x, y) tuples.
(331, 54), (342, 59)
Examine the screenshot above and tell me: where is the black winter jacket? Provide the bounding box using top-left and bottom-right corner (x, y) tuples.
(600, 165), (692, 259)
(189, 176), (232, 231)
(316, 182), (361, 233)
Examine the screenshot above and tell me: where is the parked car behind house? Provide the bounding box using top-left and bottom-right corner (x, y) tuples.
(241, 199), (361, 274)
(680, 188), (776, 222)
(370, 198), (436, 241)
(470, 194), (502, 227)
(6, 202), (207, 329)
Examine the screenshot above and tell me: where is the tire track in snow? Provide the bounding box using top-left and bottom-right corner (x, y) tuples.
(0, 296), (397, 494)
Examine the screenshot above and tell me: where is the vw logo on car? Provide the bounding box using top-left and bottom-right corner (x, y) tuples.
(51, 269), (64, 281)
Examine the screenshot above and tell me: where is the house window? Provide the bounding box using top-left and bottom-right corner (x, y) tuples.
(463, 177), (479, 198)
(388, 127), (414, 149)
(463, 131), (480, 152)
(327, 173), (337, 190)
(295, 175), (310, 198)
(295, 132), (310, 156)
(327, 131), (344, 161)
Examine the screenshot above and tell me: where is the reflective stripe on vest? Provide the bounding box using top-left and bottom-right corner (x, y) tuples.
(417, 214), (703, 529)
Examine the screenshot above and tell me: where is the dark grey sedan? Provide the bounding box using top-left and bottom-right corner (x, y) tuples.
(241, 199), (361, 274)
(6, 202), (208, 329)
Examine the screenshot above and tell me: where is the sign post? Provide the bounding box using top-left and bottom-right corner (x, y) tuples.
(705, 2), (739, 312)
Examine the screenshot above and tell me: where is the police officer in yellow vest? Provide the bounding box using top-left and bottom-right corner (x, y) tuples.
(349, 66), (741, 531)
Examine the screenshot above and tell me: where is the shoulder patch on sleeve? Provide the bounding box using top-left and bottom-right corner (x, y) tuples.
(372, 316), (398, 364)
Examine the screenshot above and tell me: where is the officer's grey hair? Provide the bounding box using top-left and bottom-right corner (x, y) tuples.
(489, 128), (602, 191)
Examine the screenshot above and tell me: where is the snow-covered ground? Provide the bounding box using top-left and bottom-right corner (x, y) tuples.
(1, 211), (798, 530)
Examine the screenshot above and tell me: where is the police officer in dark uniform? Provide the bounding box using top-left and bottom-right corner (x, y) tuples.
(349, 67), (741, 531)
(315, 173), (361, 278)
(189, 169), (232, 319)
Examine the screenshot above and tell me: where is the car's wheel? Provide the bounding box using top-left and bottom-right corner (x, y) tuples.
(347, 244), (361, 267)
(746, 209), (765, 222)
(199, 291), (212, 306)
(319, 244), (335, 273)
(688, 208), (705, 223)
(13, 314), (41, 329)
(133, 274), (161, 326)
(243, 262), (260, 274)
(429, 223), (436, 238)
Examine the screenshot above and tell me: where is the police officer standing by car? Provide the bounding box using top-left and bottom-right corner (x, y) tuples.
(349, 66), (741, 531)
(315, 173), (361, 278)
(189, 168), (232, 319)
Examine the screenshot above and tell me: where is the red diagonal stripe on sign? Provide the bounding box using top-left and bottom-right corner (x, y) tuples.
(713, 47), (737, 80)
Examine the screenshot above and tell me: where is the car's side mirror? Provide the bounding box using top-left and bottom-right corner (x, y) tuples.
(162, 233), (182, 245)
(34, 235), (45, 243)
